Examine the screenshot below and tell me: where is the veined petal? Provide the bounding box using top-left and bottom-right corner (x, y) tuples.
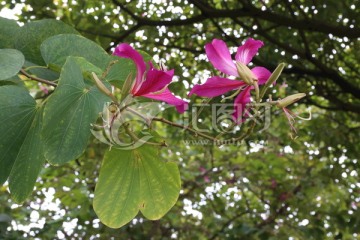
(232, 86), (251, 122)
(188, 76), (245, 98)
(134, 67), (174, 96)
(113, 43), (146, 89)
(235, 38), (264, 65)
(251, 66), (271, 85)
(142, 88), (188, 113)
(205, 39), (238, 76)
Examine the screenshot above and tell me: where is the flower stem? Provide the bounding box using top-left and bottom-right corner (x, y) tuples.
(24, 65), (49, 71)
(247, 101), (278, 107)
(254, 81), (260, 103)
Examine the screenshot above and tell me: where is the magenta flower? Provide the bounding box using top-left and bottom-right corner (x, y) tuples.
(113, 43), (188, 113)
(189, 38), (271, 121)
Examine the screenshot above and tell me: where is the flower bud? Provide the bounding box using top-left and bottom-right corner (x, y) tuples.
(108, 103), (118, 113)
(92, 72), (112, 97)
(121, 72), (134, 100)
(277, 93), (306, 108)
(264, 63), (285, 87)
(236, 62), (255, 85)
(92, 72), (118, 103)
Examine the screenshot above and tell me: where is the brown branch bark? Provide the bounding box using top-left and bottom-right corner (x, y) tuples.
(115, 0), (360, 39)
(190, 0), (360, 38)
(20, 69), (58, 87)
(112, 0), (206, 26)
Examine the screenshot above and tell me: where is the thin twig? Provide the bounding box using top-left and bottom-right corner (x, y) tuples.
(152, 117), (217, 142)
(20, 69), (57, 87)
(123, 123), (167, 147)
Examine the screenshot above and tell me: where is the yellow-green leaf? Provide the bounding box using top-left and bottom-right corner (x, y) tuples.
(93, 145), (181, 228)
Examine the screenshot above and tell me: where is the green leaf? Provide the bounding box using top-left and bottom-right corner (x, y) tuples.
(24, 61), (60, 81)
(15, 19), (78, 65)
(106, 56), (135, 88)
(42, 57), (110, 165)
(93, 145), (181, 228)
(71, 57), (103, 82)
(107, 50), (152, 88)
(0, 17), (20, 48)
(41, 34), (110, 70)
(0, 77), (24, 87)
(120, 70), (134, 101)
(8, 107), (46, 203)
(0, 85), (37, 185)
(0, 49), (25, 80)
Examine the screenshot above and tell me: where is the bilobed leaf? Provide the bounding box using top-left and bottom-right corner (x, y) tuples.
(42, 56), (110, 165)
(0, 85), (37, 185)
(0, 17), (20, 48)
(93, 145), (181, 228)
(0, 49), (25, 80)
(8, 107), (46, 203)
(40, 34), (110, 70)
(15, 19), (79, 65)
(139, 148), (181, 219)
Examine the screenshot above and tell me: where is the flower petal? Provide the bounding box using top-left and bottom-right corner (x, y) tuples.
(142, 88), (188, 113)
(134, 66), (174, 96)
(188, 76), (245, 98)
(235, 38), (264, 65)
(205, 39), (238, 76)
(232, 86), (251, 122)
(251, 66), (271, 85)
(113, 43), (146, 90)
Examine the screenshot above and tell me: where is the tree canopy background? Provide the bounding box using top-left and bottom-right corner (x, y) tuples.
(0, 0), (359, 239)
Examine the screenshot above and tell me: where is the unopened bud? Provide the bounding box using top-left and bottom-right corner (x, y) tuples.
(108, 103), (118, 113)
(277, 93), (306, 108)
(92, 72), (112, 96)
(264, 63), (285, 87)
(236, 62), (255, 85)
(121, 72), (134, 101)
(92, 72), (118, 103)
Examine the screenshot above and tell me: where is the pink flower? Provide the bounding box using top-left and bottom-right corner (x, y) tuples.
(113, 43), (188, 113)
(189, 38), (271, 121)
(39, 84), (49, 94)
